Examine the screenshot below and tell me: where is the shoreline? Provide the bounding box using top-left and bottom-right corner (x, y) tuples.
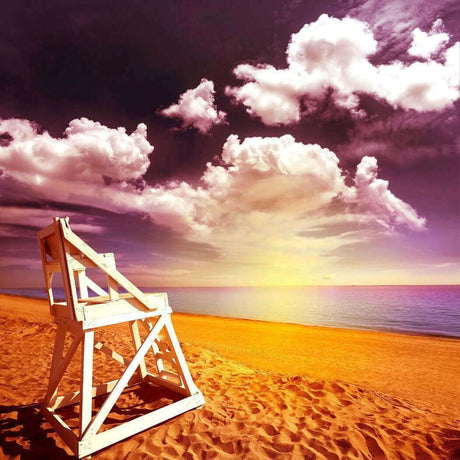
(0, 291), (458, 341)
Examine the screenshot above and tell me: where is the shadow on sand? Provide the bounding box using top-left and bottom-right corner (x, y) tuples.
(0, 385), (184, 458)
(0, 403), (69, 459)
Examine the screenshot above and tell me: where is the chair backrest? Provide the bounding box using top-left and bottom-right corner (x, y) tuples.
(37, 217), (161, 322)
(38, 217), (82, 320)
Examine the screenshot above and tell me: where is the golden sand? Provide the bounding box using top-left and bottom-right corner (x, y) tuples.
(0, 294), (458, 459)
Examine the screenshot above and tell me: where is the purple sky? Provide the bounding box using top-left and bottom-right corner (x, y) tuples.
(0, 0), (459, 287)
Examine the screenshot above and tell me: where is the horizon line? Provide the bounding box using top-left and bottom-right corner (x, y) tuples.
(2, 283), (459, 290)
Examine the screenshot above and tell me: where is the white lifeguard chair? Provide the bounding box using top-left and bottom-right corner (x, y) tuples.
(37, 217), (204, 458)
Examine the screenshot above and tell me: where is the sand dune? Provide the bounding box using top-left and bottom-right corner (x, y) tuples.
(0, 294), (458, 459)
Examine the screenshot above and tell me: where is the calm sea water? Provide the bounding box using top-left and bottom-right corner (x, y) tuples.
(1, 285), (459, 338)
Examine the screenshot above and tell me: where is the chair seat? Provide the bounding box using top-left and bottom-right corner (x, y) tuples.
(80, 292), (168, 308)
(81, 293), (170, 328)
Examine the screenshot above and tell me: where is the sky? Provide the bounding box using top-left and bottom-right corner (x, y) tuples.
(0, 0), (459, 288)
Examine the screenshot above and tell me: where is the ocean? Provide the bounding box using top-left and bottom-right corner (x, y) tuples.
(1, 285), (459, 338)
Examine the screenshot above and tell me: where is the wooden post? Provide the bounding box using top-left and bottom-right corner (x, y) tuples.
(80, 330), (94, 436)
(129, 320), (148, 380)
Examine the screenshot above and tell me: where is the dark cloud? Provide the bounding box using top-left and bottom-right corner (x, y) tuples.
(343, 0), (460, 62)
(337, 108), (460, 165)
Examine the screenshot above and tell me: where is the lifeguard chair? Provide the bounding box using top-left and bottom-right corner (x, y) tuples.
(37, 217), (204, 458)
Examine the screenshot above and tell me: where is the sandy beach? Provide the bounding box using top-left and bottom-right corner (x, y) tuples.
(0, 293), (458, 459)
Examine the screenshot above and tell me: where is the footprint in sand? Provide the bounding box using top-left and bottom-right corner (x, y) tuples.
(261, 423), (279, 436)
(336, 437), (353, 454)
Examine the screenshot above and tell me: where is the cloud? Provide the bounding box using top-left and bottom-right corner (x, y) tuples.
(408, 19), (450, 58)
(376, 42), (459, 112)
(200, 135), (426, 233)
(0, 119), (425, 235)
(337, 110), (460, 164)
(159, 79), (227, 133)
(349, 156), (426, 231)
(0, 117), (153, 185)
(341, 0), (459, 64)
(204, 134), (345, 215)
(226, 15), (459, 125)
(0, 255), (42, 269)
(0, 206), (105, 234)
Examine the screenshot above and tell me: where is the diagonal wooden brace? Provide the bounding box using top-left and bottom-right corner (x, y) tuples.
(82, 315), (166, 439)
(44, 328), (83, 407)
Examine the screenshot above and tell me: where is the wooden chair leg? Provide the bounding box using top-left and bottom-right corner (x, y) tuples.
(80, 330), (94, 437)
(43, 323), (67, 406)
(164, 316), (199, 396)
(130, 320), (148, 380)
(44, 325), (83, 408)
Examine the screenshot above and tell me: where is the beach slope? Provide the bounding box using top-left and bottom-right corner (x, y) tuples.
(0, 294), (458, 459)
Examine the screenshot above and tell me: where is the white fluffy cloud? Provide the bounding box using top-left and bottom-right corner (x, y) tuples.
(111, 134), (424, 241)
(0, 117), (153, 185)
(200, 135), (425, 233)
(408, 19), (450, 58)
(226, 15), (459, 125)
(203, 134), (345, 216)
(348, 156), (426, 231)
(160, 79), (227, 133)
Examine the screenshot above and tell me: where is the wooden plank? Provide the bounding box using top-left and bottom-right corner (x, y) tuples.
(44, 329), (82, 406)
(78, 393), (205, 458)
(82, 294), (122, 304)
(41, 405), (78, 455)
(151, 340), (165, 376)
(159, 369), (182, 385)
(156, 340), (170, 354)
(107, 275), (120, 301)
(145, 373), (189, 396)
(77, 270), (88, 299)
(106, 251), (119, 300)
(82, 316), (165, 438)
(85, 277), (108, 297)
(157, 342), (182, 385)
(164, 316), (198, 396)
(69, 257), (87, 271)
(52, 220), (83, 321)
(81, 293), (167, 305)
(60, 222), (164, 311)
(82, 308), (161, 330)
(94, 342), (126, 366)
(141, 321), (165, 376)
(80, 331), (94, 436)
(43, 323), (67, 406)
(130, 321), (147, 380)
(146, 293), (169, 308)
(54, 315), (83, 334)
(38, 234), (55, 315)
(52, 378), (119, 410)
(37, 222), (57, 240)
(142, 319), (188, 392)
